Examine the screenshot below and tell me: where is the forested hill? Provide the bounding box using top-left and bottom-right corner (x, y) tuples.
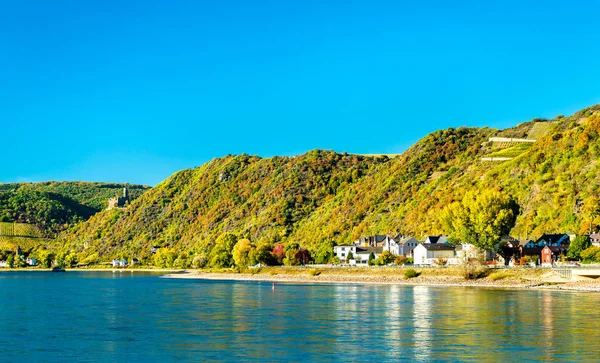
(0, 182), (149, 235)
(58, 104), (600, 263)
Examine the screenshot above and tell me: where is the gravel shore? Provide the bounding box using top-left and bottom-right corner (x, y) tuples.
(162, 269), (600, 292)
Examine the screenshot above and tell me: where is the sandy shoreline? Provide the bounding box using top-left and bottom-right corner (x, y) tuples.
(4, 267), (600, 292)
(0, 268), (182, 273)
(162, 270), (600, 292)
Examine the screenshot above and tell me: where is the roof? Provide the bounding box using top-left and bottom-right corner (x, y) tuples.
(420, 243), (455, 251)
(590, 233), (600, 239)
(536, 234), (570, 245)
(399, 237), (418, 244)
(424, 236), (448, 244)
(519, 240), (533, 247)
(425, 236), (441, 244)
(355, 247), (383, 255)
(374, 235), (387, 243)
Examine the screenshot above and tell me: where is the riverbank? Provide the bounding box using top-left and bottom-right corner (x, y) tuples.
(0, 268), (182, 273)
(162, 266), (600, 292)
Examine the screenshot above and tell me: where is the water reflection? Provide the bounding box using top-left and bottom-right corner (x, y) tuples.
(412, 286), (432, 362)
(2, 274), (600, 362)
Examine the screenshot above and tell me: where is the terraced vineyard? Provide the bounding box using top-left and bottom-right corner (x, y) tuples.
(0, 222), (49, 251)
(0, 236), (50, 251)
(0, 222), (44, 238)
(487, 143), (533, 158)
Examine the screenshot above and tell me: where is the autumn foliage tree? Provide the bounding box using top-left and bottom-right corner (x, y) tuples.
(439, 190), (519, 252)
(232, 238), (252, 268)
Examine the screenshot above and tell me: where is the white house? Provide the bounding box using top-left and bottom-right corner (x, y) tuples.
(354, 235), (388, 247)
(455, 243), (487, 262)
(352, 247), (383, 265)
(26, 258), (37, 266)
(383, 236), (420, 256)
(334, 245), (382, 265)
(112, 259), (127, 267)
(0, 261), (6, 268)
(590, 233), (600, 247)
(413, 243), (456, 265)
(333, 245), (357, 262)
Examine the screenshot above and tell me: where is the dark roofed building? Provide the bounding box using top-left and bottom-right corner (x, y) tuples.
(423, 236), (449, 244)
(535, 234), (570, 247)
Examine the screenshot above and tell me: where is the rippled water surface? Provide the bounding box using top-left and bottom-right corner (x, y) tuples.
(0, 271), (598, 362)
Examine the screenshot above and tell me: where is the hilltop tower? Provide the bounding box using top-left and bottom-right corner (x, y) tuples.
(107, 187), (130, 210)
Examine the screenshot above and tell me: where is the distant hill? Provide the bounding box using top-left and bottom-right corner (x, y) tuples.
(50, 104), (600, 264)
(0, 182), (149, 236)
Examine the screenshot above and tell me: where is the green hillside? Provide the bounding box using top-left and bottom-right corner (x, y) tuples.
(54, 104), (600, 266)
(0, 182), (149, 235)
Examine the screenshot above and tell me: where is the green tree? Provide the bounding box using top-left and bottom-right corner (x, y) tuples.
(209, 233), (238, 268)
(375, 250), (395, 265)
(580, 246), (600, 263)
(568, 235), (591, 260)
(173, 253), (190, 268)
(153, 248), (177, 268)
(65, 252), (78, 267)
(345, 251), (354, 263)
(7, 254), (14, 268)
(283, 243), (300, 266)
(581, 195), (600, 232)
(368, 252), (376, 266)
(232, 239), (252, 268)
(192, 254), (208, 268)
(313, 239), (336, 264)
(439, 190), (519, 251)
(55, 253), (66, 268)
(249, 241), (274, 266)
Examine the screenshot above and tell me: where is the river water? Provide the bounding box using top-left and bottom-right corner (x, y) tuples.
(0, 271), (598, 362)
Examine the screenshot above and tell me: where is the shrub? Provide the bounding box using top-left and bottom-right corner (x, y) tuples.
(464, 267), (489, 280)
(394, 256), (407, 265)
(308, 269), (321, 277)
(488, 271), (511, 281)
(404, 268), (419, 279)
(434, 257), (448, 266)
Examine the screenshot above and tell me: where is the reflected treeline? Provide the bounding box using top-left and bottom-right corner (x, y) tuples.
(5, 273), (598, 362)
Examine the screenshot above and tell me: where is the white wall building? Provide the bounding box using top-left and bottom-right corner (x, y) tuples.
(384, 237), (420, 256)
(333, 245), (357, 262)
(334, 245), (382, 265)
(413, 243), (456, 265)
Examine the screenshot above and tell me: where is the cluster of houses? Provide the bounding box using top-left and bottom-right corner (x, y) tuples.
(112, 259), (128, 267)
(0, 258), (36, 268)
(333, 233), (586, 266)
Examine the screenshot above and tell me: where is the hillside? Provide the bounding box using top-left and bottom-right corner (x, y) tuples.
(0, 222), (51, 253)
(58, 104), (600, 265)
(0, 182), (149, 235)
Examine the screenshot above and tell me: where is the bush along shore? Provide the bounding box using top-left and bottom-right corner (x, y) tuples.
(161, 266), (600, 292)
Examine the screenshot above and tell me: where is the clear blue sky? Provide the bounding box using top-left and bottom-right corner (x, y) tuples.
(2, 0), (599, 185)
